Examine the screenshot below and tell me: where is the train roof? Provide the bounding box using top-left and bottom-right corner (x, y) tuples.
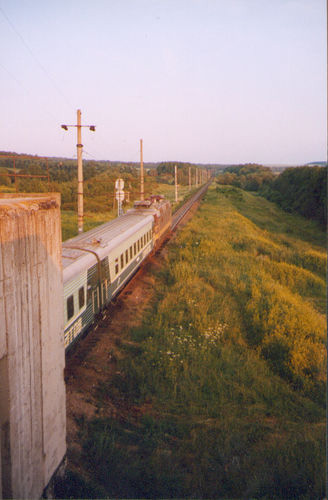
(62, 212), (153, 283)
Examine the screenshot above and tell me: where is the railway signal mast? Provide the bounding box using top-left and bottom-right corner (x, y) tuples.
(61, 109), (96, 233)
(175, 165), (178, 202)
(115, 178), (125, 216)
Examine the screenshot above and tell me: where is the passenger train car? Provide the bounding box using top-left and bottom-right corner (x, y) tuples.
(63, 196), (171, 349)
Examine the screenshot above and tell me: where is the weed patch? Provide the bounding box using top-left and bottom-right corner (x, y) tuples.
(64, 184), (326, 498)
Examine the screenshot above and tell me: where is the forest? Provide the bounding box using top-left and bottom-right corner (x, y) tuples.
(0, 153), (214, 239)
(217, 164), (327, 226)
(1, 153), (325, 230)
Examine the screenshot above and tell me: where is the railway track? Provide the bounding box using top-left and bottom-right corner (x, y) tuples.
(172, 180), (212, 230)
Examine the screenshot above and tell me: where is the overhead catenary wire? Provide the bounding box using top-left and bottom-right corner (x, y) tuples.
(0, 61), (65, 126)
(0, 4), (149, 165)
(0, 4), (74, 111)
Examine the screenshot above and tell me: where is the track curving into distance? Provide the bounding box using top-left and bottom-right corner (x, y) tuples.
(172, 179), (212, 230)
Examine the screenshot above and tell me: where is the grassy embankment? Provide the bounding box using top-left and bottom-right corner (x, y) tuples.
(60, 184), (326, 498)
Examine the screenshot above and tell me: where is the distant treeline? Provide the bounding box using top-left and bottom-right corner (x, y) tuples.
(0, 155), (212, 212)
(262, 166), (327, 226)
(0, 155), (210, 190)
(217, 164), (327, 226)
(156, 162), (208, 185)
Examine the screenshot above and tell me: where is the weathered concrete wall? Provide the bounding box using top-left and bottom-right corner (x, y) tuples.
(0, 194), (66, 499)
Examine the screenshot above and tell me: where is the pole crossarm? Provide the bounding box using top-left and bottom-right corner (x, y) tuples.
(61, 125), (96, 129)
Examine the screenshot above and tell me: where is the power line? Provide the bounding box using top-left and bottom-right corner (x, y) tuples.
(0, 61), (66, 125)
(0, 5), (73, 110)
(83, 149), (98, 160)
(0, 61), (24, 89)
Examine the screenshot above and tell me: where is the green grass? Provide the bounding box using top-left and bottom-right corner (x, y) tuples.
(62, 184), (326, 498)
(61, 210), (116, 241)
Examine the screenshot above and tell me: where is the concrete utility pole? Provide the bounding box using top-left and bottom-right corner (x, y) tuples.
(61, 109), (95, 233)
(76, 110), (83, 232)
(189, 167), (191, 191)
(140, 139), (144, 201)
(175, 165), (178, 202)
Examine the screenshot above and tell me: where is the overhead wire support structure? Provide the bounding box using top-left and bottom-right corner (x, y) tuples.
(61, 109), (96, 233)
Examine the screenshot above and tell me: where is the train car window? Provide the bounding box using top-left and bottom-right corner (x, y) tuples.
(120, 254), (124, 269)
(125, 249), (129, 264)
(115, 258), (119, 274)
(67, 295), (74, 320)
(78, 286), (85, 309)
(130, 246), (133, 259)
(134, 242), (136, 255)
(137, 240), (140, 252)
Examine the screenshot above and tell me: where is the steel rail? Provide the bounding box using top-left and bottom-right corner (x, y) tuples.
(172, 180), (212, 230)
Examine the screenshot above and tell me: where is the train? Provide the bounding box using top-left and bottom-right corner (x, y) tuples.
(62, 195), (171, 349)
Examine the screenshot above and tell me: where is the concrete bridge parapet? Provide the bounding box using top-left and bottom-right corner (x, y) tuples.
(0, 193), (66, 499)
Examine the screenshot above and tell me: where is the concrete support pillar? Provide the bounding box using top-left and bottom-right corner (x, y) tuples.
(0, 194), (66, 499)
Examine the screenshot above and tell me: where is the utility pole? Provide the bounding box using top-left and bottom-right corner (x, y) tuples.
(188, 166), (191, 191)
(140, 138), (144, 201)
(76, 110), (83, 232)
(175, 165), (178, 202)
(61, 109), (95, 233)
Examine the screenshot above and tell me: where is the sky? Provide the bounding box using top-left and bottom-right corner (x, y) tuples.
(0, 0), (326, 164)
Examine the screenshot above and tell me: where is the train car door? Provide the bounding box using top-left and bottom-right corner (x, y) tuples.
(93, 288), (100, 313)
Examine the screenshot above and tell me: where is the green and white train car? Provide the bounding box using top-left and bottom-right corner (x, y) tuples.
(62, 212), (154, 349)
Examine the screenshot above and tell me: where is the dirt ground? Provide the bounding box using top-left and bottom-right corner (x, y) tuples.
(65, 202), (200, 471)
